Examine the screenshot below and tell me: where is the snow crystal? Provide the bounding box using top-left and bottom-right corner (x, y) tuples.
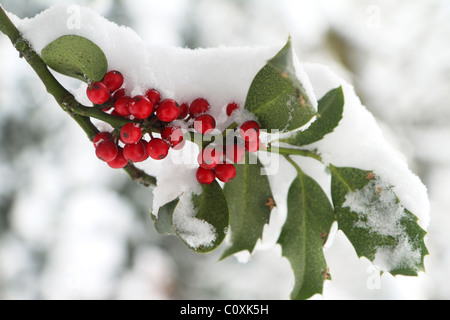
(172, 191), (217, 250)
(343, 176), (405, 238)
(342, 176), (423, 273)
(233, 250), (252, 264)
(373, 236), (422, 273)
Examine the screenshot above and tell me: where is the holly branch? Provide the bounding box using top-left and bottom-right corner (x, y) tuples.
(1, 4), (429, 301)
(0, 5), (156, 187)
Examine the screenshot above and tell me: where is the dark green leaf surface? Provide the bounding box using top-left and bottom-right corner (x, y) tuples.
(151, 199), (179, 236)
(221, 156), (274, 260)
(287, 86), (344, 146)
(244, 38), (316, 132)
(151, 181), (229, 254)
(190, 181), (230, 253)
(277, 170), (335, 300)
(330, 165), (428, 276)
(41, 35), (108, 82)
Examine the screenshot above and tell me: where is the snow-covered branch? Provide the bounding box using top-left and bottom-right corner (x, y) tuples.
(0, 5), (157, 187)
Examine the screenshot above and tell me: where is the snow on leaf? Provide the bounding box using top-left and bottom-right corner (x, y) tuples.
(152, 181), (229, 254)
(330, 165), (428, 275)
(172, 181), (229, 254)
(343, 177), (406, 238)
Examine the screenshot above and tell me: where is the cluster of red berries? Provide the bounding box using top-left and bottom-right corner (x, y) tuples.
(86, 70), (262, 185)
(195, 119), (261, 185)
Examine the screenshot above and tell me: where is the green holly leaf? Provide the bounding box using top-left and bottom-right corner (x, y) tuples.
(151, 199), (178, 236)
(277, 169), (335, 300)
(244, 38), (316, 132)
(329, 165), (428, 276)
(220, 155), (274, 260)
(190, 181), (230, 253)
(152, 181), (229, 254)
(286, 86), (344, 147)
(41, 35), (108, 82)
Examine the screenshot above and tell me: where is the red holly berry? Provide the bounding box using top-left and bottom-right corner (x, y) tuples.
(102, 105), (113, 113)
(111, 110), (122, 117)
(114, 96), (132, 117)
(120, 123), (142, 144)
(194, 114), (216, 134)
(225, 143), (246, 164)
(245, 138), (261, 153)
(197, 145), (222, 170)
(145, 89), (161, 106)
(226, 102), (239, 116)
(87, 82), (110, 105)
(102, 70), (124, 92)
(178, 103), (189, 119)
(196, 167), (216, 185)
(156, 99), (180, 122)
(123, 140), (147, 163)
(129, 95), (153, 119)
(93, 131), (113, 148)
(140, 140), (149, 161)
(215, 163), (237, 183)
(111, 88), (126, 102)
(189, 98), (210, 116)
(239, 120), (260, 142)
(146, 138), (170, 160)
(172, 140), (186, 151)
(95, 140), (118, 162)
(161, 126), (184, 148)
(107, 147), (128, 169)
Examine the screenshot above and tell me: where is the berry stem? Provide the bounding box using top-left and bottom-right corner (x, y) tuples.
(68, 103), (138, 128)
(142, 116), (164, 135)
(222, 122), (238, 138)
(123, 164), (157, 187)
(94, 102), (113, 110)
(265, 144), (323, 162)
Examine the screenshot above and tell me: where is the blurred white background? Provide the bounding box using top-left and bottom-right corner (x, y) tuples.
(0, 0), (449, 300)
